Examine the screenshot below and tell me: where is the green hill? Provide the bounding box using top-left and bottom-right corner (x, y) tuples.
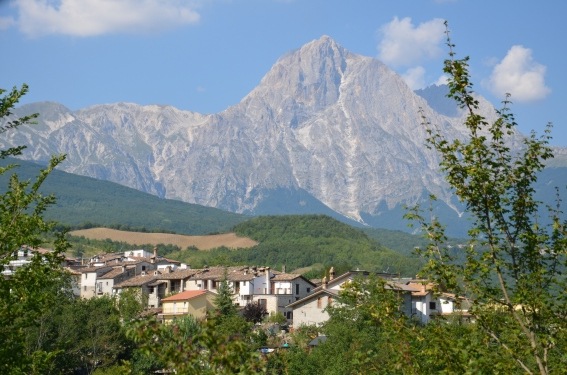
(0, 158), (250, 235)
(169, 215), (424, 277)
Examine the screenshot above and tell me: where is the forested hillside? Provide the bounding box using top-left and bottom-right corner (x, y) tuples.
(167, 215), (423, 277)
(0, 158), (250, 234)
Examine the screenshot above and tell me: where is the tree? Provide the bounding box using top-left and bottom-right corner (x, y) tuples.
(406, 23), (567, 374)
(0, 84), (71, 373)
(213, 271), (237, 318)
(117, 287), (147, 323)
(128, 316), (264, 374)
(242, 302), (268, 324)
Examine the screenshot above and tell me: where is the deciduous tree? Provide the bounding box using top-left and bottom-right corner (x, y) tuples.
(0, 84), (71, 373)
(406, 23), (567, 374)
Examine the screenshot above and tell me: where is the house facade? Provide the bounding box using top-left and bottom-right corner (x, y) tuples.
(79, 266), (113, 299)
(158, 290), (217, 323)
(287, 289), (339, 327)
(252, 272), (316, 321)
(287, 270), (454, 328)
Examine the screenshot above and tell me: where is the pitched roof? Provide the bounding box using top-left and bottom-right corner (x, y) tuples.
(272, 273), (302, 281)
(161, 290), (209, 302)
(78, 265), (113, 274)
(156, 268), (203, 280)
(272, 273), (316, 286)
(287, 288), (339, 308)
(193, 266), (248, 280)
(97, 267), (132, 280)
(114, 273), (158, 288)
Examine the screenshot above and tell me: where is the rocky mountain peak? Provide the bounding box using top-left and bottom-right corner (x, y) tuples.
(1, 36), (545, 235)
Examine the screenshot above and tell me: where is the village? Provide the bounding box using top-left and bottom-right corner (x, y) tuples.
(6, 245), (470, 330)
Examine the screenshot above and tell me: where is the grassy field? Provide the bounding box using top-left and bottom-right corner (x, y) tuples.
(69, 228), (257, 250)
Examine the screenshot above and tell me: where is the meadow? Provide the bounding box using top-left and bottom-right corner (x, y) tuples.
(69, 228), (257, 250)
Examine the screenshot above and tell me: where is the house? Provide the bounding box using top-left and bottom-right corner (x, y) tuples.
(158, 290), (217, 323)
(147, 267), (204, 308)
(79, 266), (114, 298)
(113, 272), (160, 304)
(252, 271), (316, 321)
(64, 267), (82, 298)
(1, 245), (56, 278)
(286, 287), (339, 327)
(288, 268), (469, 327)
(95, 265), (138, 297)
(184, 266), (248, 294)
(287, 269), (410, 328)
(435, 293), (473, 321)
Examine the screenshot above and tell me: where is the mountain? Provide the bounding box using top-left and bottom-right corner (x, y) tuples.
(1, 36), (563, 236)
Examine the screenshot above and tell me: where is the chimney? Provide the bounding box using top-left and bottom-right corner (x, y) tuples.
(322, 276), (328, 289)
(329, 267), (335, 280)
(282, 264), (286, 273)
(265, 267), (271, 294)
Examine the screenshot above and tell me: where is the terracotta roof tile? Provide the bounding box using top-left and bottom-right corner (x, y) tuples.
(161, 290), (208, 302)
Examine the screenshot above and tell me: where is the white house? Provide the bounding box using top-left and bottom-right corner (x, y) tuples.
(79, 266), (113, 298)
(95, 265), (138, 298)
(252, 272), (316, 321)
(287, 269), (447, 328)
(287, 288), (339, 327)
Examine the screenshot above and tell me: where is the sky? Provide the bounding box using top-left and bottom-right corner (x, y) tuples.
(1, 0), (566, 146)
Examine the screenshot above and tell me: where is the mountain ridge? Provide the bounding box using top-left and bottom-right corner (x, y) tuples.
(2, 35), (563, 236)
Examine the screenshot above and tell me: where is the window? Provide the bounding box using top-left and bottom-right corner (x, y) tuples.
(83, 286), (87, 291)
(295, 283), (299, 295)
(243, 281), (246, 286)
(258, 299), (267, 308)
(429, 301), (437, 310)
(286, 311), (292, 319)
(142, 265), (146, 271)
(306, 287), (311, 293)
(317, 297), (322, 308)
(327, 296), (333, 306)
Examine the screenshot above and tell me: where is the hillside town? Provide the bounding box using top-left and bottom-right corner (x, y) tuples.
(7, 245), (470, 329)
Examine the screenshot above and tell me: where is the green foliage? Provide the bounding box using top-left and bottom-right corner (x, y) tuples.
(266, 311), (287, 325)
(406, 23), (567, 374)
(0, 85), (73, 373)
(51, 296), (131, 374)
(172, 215), (422, 277)
(117, 288), (147, 323)
(214, 274), (238, 318)
(127, 316), (264, 374)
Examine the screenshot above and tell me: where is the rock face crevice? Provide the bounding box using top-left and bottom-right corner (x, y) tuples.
(2, 36), (521, 227)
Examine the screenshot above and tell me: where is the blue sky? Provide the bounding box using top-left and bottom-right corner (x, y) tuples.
(1, 0), (566, 146)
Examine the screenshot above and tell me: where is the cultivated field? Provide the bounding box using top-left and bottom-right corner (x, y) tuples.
(69, 228), (258, 250)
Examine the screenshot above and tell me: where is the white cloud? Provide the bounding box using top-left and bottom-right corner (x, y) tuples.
(485, 45), (550, 102)
(434, 74), (448, 86)
(401, 66), (426, 90)
(0, 16), (16, 30)
(14, 0), (201, 37)
(377, 17), (445, 67)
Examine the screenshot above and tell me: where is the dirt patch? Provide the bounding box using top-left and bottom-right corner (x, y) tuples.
(69, 228), (257, 250)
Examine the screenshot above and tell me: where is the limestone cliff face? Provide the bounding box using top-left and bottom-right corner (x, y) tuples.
(1, 36), (528, 228)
